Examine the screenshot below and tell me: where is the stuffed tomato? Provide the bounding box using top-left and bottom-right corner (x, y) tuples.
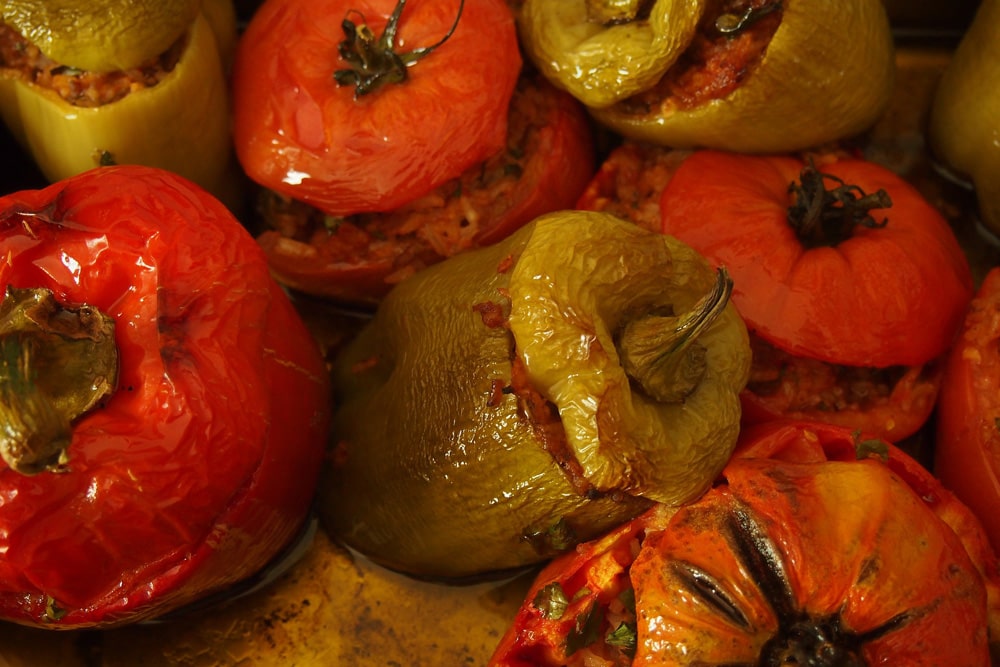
(232, 0), (596, 306)
(580, 145), (974, 442)
(490, 420), (1000, 665)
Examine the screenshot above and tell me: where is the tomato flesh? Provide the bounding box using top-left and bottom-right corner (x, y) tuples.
(936, 266), (1000, 553)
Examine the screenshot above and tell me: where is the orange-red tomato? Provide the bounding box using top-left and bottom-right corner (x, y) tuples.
(659, 150), (972, 367)
(490, 421), (1000, 666)
(232, 0), (522, 216)
(936, 266), (1000, 552)
(658, 150), (974, 441)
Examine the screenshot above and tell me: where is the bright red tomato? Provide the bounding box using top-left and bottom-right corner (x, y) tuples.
(936, 265), (1000, 552)
(232, 0), (522, 216)
(0, 166), (331, 628)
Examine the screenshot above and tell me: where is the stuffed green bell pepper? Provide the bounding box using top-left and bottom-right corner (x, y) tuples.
(517, 0), (895, 153)
(0, 0), (240, 209)
(320, 210), (751, 579)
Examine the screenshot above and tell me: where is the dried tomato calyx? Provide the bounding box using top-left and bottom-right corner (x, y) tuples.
(0, 286), (118, 475)
(616, 267), (733, 402)
(333, 0), (465, 98)
(787, 161), (893, 248)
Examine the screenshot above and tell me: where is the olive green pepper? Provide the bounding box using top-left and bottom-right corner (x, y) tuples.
(320, 210), (751, 579)
(927, 0), (1000, 239)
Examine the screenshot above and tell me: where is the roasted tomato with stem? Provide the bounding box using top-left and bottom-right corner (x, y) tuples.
(490, 420), (1000, 666)
(233, 0), (595, 305)
(657, 149), (974, 442)
(0, 165), (331, 628)
(936, 265), (1000, 553)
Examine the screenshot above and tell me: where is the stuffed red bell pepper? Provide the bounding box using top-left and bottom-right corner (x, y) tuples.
(0, 165), (331, 628)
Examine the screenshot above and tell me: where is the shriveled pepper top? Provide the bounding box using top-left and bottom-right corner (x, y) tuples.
(2, 0), (202, 72)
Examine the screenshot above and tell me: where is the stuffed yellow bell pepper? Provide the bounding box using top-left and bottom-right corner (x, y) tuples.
(321, 210), (751, 579)
(0, 0), (239, 208)
(518, 0), (895, 153)
(927, 0), (1000, 238)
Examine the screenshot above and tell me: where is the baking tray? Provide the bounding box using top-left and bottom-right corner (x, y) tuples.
(1, 9), (997, 666)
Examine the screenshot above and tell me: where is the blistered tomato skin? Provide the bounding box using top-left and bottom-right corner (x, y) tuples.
(231, 0), (522, 216)
(0, 165), (331, 628)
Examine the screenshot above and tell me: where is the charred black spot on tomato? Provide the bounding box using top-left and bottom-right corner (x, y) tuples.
(716, 494), (921, 664)
(669, 559), (751, 630)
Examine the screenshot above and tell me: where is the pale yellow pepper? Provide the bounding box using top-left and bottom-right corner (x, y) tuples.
(2, 0), (202, 72)
(0, 1), (240, 209)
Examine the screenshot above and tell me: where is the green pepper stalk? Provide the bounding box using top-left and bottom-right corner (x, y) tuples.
(320, 210), (751, 579)
(0, 286), (117, 475)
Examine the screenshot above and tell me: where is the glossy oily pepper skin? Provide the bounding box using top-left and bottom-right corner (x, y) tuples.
(321, 210), (751, 579)
(0, 165), (331, 628)
(232, 0), (522, 217)
(659, 150), (974, 441)
(927, 0), (1000, 238)
(490, 421), (1000, 666)
(575, 0), (895, 153)
(515, 0), (705, 109)
(0, 1), (240, 209)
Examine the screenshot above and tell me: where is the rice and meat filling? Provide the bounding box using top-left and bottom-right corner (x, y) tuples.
(0, 23), (182, 107)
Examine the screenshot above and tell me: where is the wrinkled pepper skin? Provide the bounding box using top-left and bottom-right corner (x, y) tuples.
(1, 0), (202, 72)
(0, 2), (241, 210)
(0, 165), (331, 628)
(321, 210), (750, 579)
(516, 0), (705, 109)
(927, 0), (1000, 238)
(578, 0), (894, 153)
